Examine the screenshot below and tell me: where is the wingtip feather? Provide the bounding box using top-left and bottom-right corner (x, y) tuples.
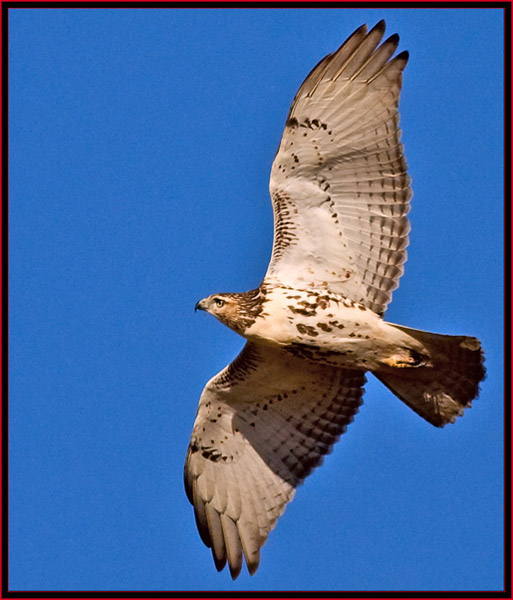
(246, 552), (260, 576)
(394, 49), (409, 69)
(352, 23), (368, 36)
(386, 32), (400, 46)
(205, 504), (227, 571)
(371, 19), (386, 34)
(221, 514), (243, 579)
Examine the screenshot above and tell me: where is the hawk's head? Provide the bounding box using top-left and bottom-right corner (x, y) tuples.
(195, 288), (265, 335)
(195, 294), (236, 316)
(195, 293), (244, 331)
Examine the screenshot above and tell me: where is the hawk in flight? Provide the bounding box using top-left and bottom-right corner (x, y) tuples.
(185, 21), (485, 579)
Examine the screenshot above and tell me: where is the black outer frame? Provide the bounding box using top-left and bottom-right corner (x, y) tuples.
(1, 2), (510, 598)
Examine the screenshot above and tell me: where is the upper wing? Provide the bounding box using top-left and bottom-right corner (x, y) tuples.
(184, 342), (365, 578)
(265, 21), (411, 316)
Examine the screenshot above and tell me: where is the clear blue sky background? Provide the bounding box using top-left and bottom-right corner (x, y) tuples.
(9, 7), (504, 593)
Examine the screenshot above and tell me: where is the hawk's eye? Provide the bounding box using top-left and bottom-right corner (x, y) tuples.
(213, 297), (225, 308)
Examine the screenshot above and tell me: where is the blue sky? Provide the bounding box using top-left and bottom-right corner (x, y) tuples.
(8, 7), (504, 592)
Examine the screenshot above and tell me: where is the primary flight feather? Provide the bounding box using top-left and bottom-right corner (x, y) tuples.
(185, 21), (485, 579)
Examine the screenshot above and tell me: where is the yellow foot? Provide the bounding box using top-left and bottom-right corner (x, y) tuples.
(381, 354), (417, 368)
(381, 348), (429, 368)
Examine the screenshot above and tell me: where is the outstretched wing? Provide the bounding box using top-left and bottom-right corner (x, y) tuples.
(265, 21), (411, 316)
(184, 342), (365, 579)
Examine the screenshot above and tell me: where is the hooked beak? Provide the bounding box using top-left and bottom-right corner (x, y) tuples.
(195, 299), (207, 312)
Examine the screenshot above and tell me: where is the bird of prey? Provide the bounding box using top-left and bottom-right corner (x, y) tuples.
(185, 21), (485, 579)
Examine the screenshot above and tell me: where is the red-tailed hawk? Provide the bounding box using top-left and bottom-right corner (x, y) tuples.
(184, 21), (485, 579)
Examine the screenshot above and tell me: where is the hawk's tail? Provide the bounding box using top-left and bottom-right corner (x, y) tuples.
(374, 324), (486, 427)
